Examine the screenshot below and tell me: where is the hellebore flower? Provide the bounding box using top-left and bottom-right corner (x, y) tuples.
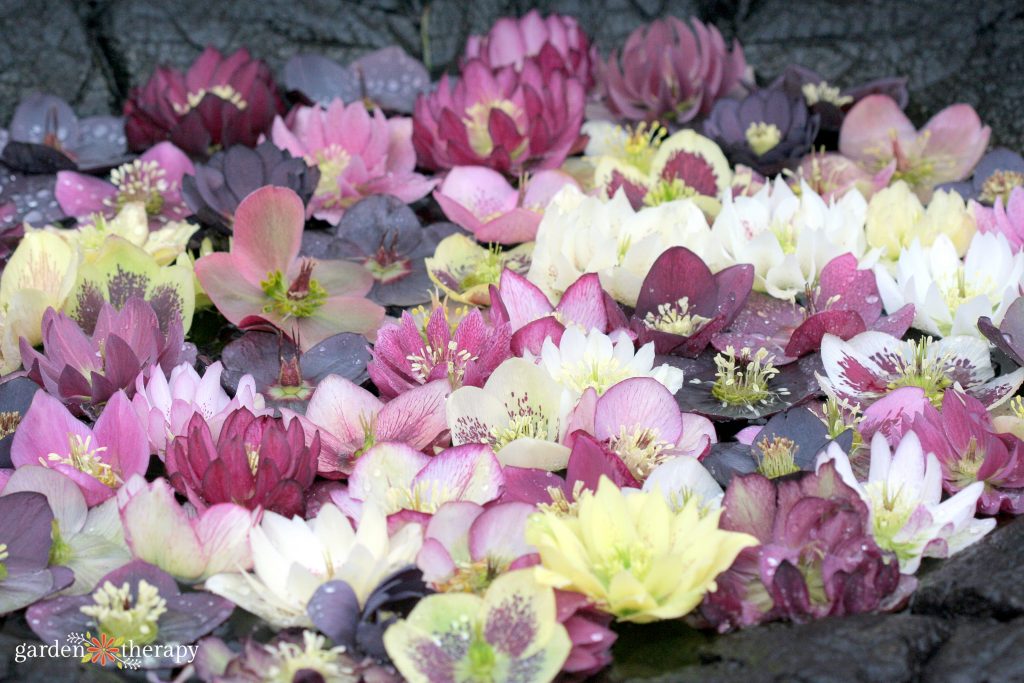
(818, 331), (1024, 409)
(631, 246), (752, 357)
(489, 269), (619, 356)
(3, 466), (129, 595)
(702, 405), (853, 486)
(205, 503), (422, 629)
(434, 166), (578, 244)
(11, 390), (147, 506)
(0, 376), (38, 467)
(704, 88), (820, 176)
(979, 295), (1024, 367)
(181, 141), (320, 232)
(55, 142), (194, 225)
(412, 57), (585, 175)
(21, 298), (196, 410)
(600, 16), (747, 126)
(794, 149), (891, 201)
(700, 462), (903, 631)
(289, 376), (450, 476)
(713, 253), (914, 364)
(839, 95), (990, 201)
(911, 390), (1024, 514)
(27, 560), (233, 666)
(875, 232), (1024, 338)
(464, 9), (598, 90)
(369, 299), (511, 399)
(220, 330), (370, 412)
(384, 569), (570, 683)
(426, 233), (533, 306)
(194, 186), (384, 349)
(940, 148), (1024, 204)
(527, 476), (757, 623)
(642, 455), (724, 511)
(116, 475), (255, 583)
(124, 46), (284, 158)
(271, 99), (436, 225)
(528, 185), (716, 306)
(818, 432), (994, 574)
(0, 491), (74, 614)
(301, 194), (459, 307)
(711, 177), (869, 300)
(166, 408), (319, 518)
(971, 186), (1024, 252)
(133, 360), (267, 458)
(590, 126), (732, 215)
(865, 181), (976, 261)
(448, 357), (571, 470)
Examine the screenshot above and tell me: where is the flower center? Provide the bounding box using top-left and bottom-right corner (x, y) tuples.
(820, 396), (864, 451)
(80, 580), (167, 645)
(745, 122), (782, 156)
(108, 159), (169, 215)
(538, 481), (585, 516)
(980, 170), (1024, 205)
(643, 177), (697, 206)
(365, 242), (412, 284)
(642, 297), (712, 336)
(264, 631), (348, 683)
(949, 437), (986, 490)
(407, 340), (477, 387)
(244, 444), (261, 475)
(48, 520), (73, 566)
(385, 480), (457, 514)
(557, 355), (633, 395)
(801, 81), (853, 107)
(755, 436), (800, 478)
(1011, 396), (1024, 420)
(711, 346), (782, 407)
(436, 558), (506, 594)
(770, 219), (799, 254)
(172, 85), (248, 115)
(938, 268), (996, 329)
(461, 635), (498, 681)
(260, 260), (328, 319)
(0, 411), (21, 440)
(308, 144), (352, 208)
(0, 543), (8, 581)
(463, 99), (524, 158)
(885, 338), (955, 406)
(458, 245), (507, 291)
(864, 481), (920, 562)
(608, 427), (672, 479)
(491, 413), (552, 450)
(619, 121), (668, 174)
(45, 434), (118, 488)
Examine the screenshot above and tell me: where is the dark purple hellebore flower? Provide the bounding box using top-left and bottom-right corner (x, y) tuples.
(27, 560), (233, 669)
(21, 298), (196, 412)
(704, 88), (820, 176)
(938, 148), (1024, 204)
(700, 462), (904, 632)
(181, 141), (320, 232)
(630, 246), (753, 357)
(979, 295), (1024, 366)
(220, 330), (371, 413)
(702, 405), (854, 486)
(714, 253), (915, 364)
(0, 376), (39, 468)
(0, 491), (73, 615)
(301, 194), (460, 307)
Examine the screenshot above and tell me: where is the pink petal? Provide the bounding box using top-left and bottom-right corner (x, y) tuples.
(377, 380), (451, 449)
(55, 171), (115, 217)
(411, 443), (504, 506)
(230, 186), (305, 285)
(468, 501), (536, 562)
(594, 377), (682, 444)
(556, 273), (607, 331)
(496, 269), (554, 330)
(920, 104), (991, 182)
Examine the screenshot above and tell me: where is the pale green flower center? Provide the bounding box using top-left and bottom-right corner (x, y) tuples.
(980, 170), (1024, 205)
(45, 434), (118, 488)
(309, 144), (352, 207)
(436, 558), (507, 595)
(643, 297), (712, 336)
(864, 482), (920, 563)
(745, 122), (782, 156)
(755, 436), (801, 479)
(0, 543), (8, 581)
(643, 178), (697, 207)
(260, 260), (328, 319)
(884, 338), (955, 406)
(48, 520), (73, 566)
(385, 480), (457, 515)
(949, 437), (986, 490)
(463, 99), (524, 158)
(938, 267), (995, 322)
(264, 631), (351, 683)
(491, 412), (553, 450)
(801, 81), (853, 107)
(770, 219), (799, 254)
(173, 85), (248, 115)
(80, 580), (167, 645)
(711, 346), (781, 407)
(109, 159), (168, 215)
(618, 121), (668, 174)
(458, 245), (507, 291)
(609, 426), (672, 480)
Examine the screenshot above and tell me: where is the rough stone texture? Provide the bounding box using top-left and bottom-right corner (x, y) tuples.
(923, 618), (1024, 683)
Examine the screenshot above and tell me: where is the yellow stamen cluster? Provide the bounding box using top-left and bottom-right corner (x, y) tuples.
(609, 426), (673, 480)
(755, 436), (801, 479)
(309, 144), (353, 208)
(45, 434), (118, 488)
(801, 81), (853, 107)
(710, 346), (782, 407)
(108, 159), (168, 215)
(642, 297), (712, 336)
(885, 337), (955, 406)
(980, 170), (1024, 205)
(263, 631), (352, 683)
(172, 84), (248, 114)
(745, 122), (783, 156)
(80, 580), (167, 645)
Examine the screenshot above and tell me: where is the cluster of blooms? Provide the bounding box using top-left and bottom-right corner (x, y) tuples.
(2, 9), (1024, 682)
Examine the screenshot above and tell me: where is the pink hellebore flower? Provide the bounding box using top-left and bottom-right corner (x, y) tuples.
(11, 390), (148, 506)
(434, 166), (578, 244)
(55, 142), (195, 224)
(132, 361), (268, 458)
(270, 99), (436, 225)
(194, 186), (384, 350)
(839, 95), (990, 201)
(971, 186), (1024, 252)
(284, 376), (451, 477)
(859, 386), (931, 447)
(117, 475), (257, 583)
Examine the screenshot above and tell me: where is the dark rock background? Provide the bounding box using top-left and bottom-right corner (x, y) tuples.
(1, 0), (1023, 149)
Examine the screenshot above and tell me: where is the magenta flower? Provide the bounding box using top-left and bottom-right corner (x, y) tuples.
(971, 186), (1024, 252)
(55, 142), (194, 225)
(21, 298), (196, 411)
(124, 46), (284, 158)
(714, 253), (914, 364)
(600, 16), (747, 125)
(839, 95), (990, 201)
(413, 58), (585, 175)
(434, 166), (578, 244)
(165, 408), (320, 518)
(859, 386), (931, 447)
(193, 186), (384, 350)
(270, 99), (436, 225)
(463, 10), (598, 91)
(369, 302), (511, 399)
(489, 269), (624, 356)
(11, 390), (148, 506)
(631, 246), (753, 357)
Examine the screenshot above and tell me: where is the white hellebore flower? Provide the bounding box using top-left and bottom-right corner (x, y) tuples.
(204, 503), (422, 629)
(711, 177), (869, 300)
(641, 455), (724, 512)
(527, 184), (716, 306)
(817, 432), (995, 574)
(874, 232), (1024, 338)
